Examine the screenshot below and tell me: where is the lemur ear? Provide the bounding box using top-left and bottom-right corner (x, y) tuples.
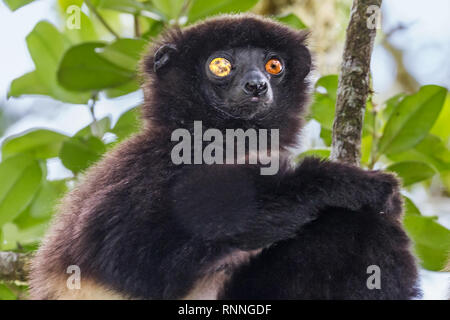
(298, 45), (312, 80)
(153, 44), (177, 73)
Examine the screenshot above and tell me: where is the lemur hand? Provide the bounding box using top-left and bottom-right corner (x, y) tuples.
(293, 157), (402, 217)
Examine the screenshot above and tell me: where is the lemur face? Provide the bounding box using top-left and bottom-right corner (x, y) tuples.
(203, 47), (289, 120)
(143, 15), (312, 145)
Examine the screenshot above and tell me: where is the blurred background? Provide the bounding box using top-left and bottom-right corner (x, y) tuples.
(0, 0), (449, 299)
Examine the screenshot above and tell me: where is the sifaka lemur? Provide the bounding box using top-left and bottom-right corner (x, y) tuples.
(29, 14), (419, 300)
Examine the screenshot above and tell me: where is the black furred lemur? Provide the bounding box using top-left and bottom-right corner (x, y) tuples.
(29, 14), (420, 300)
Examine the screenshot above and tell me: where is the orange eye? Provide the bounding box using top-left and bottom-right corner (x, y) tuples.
(209, 57), (232, 77)
(265, 58), (283, 75)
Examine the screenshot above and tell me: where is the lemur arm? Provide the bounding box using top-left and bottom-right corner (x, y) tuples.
(287, 157), (402, 217)
(170, 157), (401, 250)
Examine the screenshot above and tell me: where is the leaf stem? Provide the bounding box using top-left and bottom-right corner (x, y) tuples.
(85, 0), (120, 40)
(369, 105), (379, 169)
(368, 72), (379, 169)
(134, 14), (141, 38)
(176, 0), (191, 26)
(88, 93), (101, 138)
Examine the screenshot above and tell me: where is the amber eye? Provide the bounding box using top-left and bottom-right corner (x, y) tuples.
(265, 58), (283, 75)
(209, 57), (232, 77)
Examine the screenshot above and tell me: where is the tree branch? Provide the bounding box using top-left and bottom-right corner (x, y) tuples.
(0, 252), (31, 282)
(331, 0), (382, 166)
(382, 24), (420, 94)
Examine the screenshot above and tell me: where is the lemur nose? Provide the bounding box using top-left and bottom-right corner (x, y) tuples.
(244, 79), (268, 96)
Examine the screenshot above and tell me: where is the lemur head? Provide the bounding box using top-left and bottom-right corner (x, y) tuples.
(142, 14), (312, 146)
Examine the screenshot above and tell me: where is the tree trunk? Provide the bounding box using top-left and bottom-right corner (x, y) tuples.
(330, 0), (382, 166)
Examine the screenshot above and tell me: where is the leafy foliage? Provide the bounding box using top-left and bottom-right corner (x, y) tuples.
(275, 13), (307, 29)
(311, 75), (450, 272)
(188, 0), (259, 23)
(387, 161), (436, 187)
(377, 86), (447, 155)
(58, 42), (136, 91)
(3, 0), (35, 11)
(0, 0), (449, 300)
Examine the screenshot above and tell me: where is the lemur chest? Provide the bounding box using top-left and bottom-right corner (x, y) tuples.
(183, 249), (261, 300)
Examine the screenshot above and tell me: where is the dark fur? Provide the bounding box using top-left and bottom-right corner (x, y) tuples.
(29, 14), (419, 299)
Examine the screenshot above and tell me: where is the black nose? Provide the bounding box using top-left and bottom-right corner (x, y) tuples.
(244, 79), (268, 96)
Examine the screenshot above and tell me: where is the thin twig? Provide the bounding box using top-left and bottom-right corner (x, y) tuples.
(85, 0), (120, 40)
(369, 101), (379, 169)
(175, 0), (192, 26)
(88, 93), (101, 138)
(134, 15), (141, 38)
(88, 93), (98, 123)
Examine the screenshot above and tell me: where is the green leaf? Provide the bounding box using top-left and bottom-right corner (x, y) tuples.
(309, 75), (338, 131)
(275, 13), (307, 29)
(58, 0), (84, 11)
(29, 180), (67, 219)
(64, 11), (99, 43)
(1, 222), (47, 250)
(152, 0), (185, 19)
(105, 79), (140, 98)
(7, 71), (51, 98)
(362, 100), (376, 137)
(430, 93), (450, 142)
(387, 161), (436, 186)
(3, 0), (35, 11)
(142, 19), (165, 39)
(377, 85), (447, 155)
(440, 171), (450, 194)
(26, 21), (69, 84)
(94, 0), (162, 17)
(388, 134), (450, 173)
(403, 196), (421, 216)
(14, 207), (47, 231)
(403, 214), (450, 271)
(0, 283), (16, 300)
(58, 42), (136, 91)
(0, 155), (43, 227)
(24, 21), (90, 104)
(315, 75), (338, 101)
(416, 134), (450, 157)
(75, 117), (112, 138)
(94, 0), (142, 13)
(320, 127), (332, 146)
(381, 93), (405, 122)
(295, 149), (330, 162)
(59, 136), (106, 173)
(97, 38), (147, 71)
(188, 0), (259, 23)
(360, 135), (372, 165)
(2, 129), (69, 160)
(13, 195), (54, 230)
(112, 107), (141, 140)
(311, 95), (335, 130)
